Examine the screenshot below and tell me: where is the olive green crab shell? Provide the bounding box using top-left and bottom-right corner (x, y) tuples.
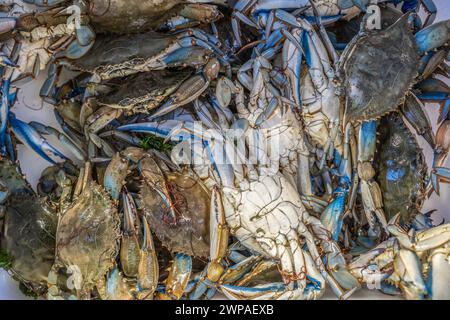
(374, 113), (428, 225)
(340, 14), (420, 123)
(55, 180), (120, 295)
(0, 159), (58, 293)
(68, 32), (178, 80)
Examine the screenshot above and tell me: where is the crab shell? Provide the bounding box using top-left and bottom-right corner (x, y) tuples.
(339, 14), (420, 122)
(140, 170), (211, 259)
(0, 159), (57, 292)
(66, 32), (180, 81)
(88, 0), (218, 34)
(95, 69), (192, 114)
(374, 113), (428, 224)
(55, 180), (120, 295)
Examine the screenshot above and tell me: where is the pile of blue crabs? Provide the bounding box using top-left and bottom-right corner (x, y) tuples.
(0, 0), (448, 300)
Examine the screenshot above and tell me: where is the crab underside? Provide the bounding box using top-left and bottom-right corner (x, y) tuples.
(140, 171), (211, 259)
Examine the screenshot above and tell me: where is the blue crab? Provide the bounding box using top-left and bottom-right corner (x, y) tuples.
(7, 0), (224, 63)
(350, 216), (450, 300)
(335, 14), (449, 239)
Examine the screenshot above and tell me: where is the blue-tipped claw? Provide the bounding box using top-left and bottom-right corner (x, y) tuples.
(415, 19), (450, 53)
(9, 113), (68, 164)
(221, 283), (286, 300)
(431, 167), (450, 195)
(56, 40), (94, 60)
(320, 186), (349, 241)
(118, 120), (196, 142)
(416, 92), (450, 123)
(0, 54), (18, 68)
(0, 77), (12, 148)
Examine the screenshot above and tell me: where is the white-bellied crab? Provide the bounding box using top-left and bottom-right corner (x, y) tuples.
(118, 109), (360, 300)
(349, 216), (450, 300)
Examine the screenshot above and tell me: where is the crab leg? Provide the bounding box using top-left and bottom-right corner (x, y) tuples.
(120, 190), (141, 278)
(0, 74), (13, 151)
(430, 115), (450, 195)
(9, 113), (69, 164)
(189, 186), (230, 299)
(357, 120), (388, 234)
(400, 93), (435, 148)
(29, 122), (87, 162)
(164, 253), (193, 300)
(136, 215), (159, 300)
(427, 245), (450, 300)
(415, 19), (449, 54)
(320, 183), (350, 241)
(148, 58), (220, 119)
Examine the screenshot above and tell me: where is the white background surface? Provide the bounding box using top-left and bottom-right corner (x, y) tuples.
(0, 0), (448, 300)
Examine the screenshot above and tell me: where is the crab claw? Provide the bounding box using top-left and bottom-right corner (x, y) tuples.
(0, 17), (16, 35)
(56, 38), (95, 60)
(386, 213), (418, 250)
(411, 210), (437, 231)
(394, 249), (428, 300)
(389, 213), (450, 253)
(431, 167), (450, 196)
(118, 120), (196, 142)
(220, 283), (288, 300)
(165, 253), (193, 300)
(320, 187), (348, 241)
(415, 19), (450, 54)
(416, 92), (449, 124)
(148, 58), (220, 120)
(221, 275), (344, 300)
(419, 0), (437, 27)
(430, 118), (450, 195)
(0, 53), (18, 68)
(9, 113), (68, 164)
(401, 94), (435, 149)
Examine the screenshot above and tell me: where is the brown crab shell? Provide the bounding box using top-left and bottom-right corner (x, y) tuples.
(339, 14), (420, 123)
(55, 181), (120, 295)
(140, 170), (211, 259)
